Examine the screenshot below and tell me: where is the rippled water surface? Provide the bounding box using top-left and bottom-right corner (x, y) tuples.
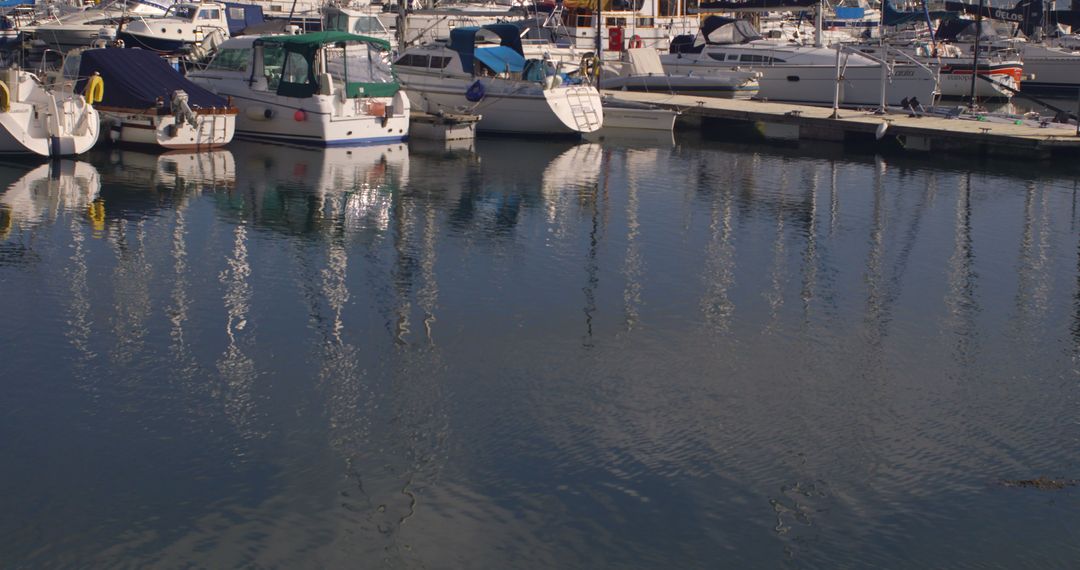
(1, 133), (1079, 568)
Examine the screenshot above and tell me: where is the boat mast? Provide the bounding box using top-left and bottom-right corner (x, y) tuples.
(968, 0), (984, 107)
(814, 0), (823, 47)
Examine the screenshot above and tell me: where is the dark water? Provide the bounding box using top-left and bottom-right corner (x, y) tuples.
(1, 132), (1079, 568)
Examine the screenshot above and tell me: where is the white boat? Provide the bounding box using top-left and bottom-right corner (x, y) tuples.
(660, 16), (939, 107)
(115, 0), (229, 53)
(26, 0), (177, 52)
(600, 46), (761, 98)
(187, 31), (410, 146)
(0, 66), (99, 156)
(322, 0), (394, 44)
(536, 0), (698, 53)
(394, 24), (603, 135)
(55, 47), (236, 149)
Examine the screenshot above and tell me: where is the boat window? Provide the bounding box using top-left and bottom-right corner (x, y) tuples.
(393, 53), (427, 67)
(207, 48), (249, 72)
(428, 56), (451, 69)
(198, 8), (220, 20)
(738, 54), (777, 63)
(61, 53), (81, 80)
(727, 54), (738, 61)
(263, 44), (285, 90)
(707, 52), (726, 61)
(328, 43), (394, 84)
(352, 16), (386, 34)
(168, 5), (196, 19)
(325, 13), (347, 31)
(228, 7), (245, 20)
(282, 50), (310, 84)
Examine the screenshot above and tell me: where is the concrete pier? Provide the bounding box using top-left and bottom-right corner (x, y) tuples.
(601, 90), (1080, 159)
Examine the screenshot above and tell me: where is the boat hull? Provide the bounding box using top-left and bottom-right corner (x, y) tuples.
(936, 62), (1021, 99)
(99, 108), (236, 149)
(0, 73), (100, 157)
(400, 73), (603, 135)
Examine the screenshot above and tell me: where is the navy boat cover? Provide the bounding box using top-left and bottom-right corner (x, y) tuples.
(75, 48), (229, 112)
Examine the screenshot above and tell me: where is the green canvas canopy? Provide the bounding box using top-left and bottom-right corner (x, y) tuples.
(257, 32), (398, 98)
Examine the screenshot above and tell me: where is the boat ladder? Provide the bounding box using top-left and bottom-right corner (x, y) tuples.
(566, 88), (601, 133)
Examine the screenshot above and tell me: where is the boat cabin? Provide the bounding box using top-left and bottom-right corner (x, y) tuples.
(204, 32), (400, 98)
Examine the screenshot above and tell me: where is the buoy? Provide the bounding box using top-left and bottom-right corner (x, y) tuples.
(294, 109), (306, 121)
(84, 73), (104, 104)
(465, 80), (485, 102)
(875, 120), (888, 140)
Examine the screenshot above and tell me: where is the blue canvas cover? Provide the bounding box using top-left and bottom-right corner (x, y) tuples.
(473, 46), (525, 74)
(224, 2), (264, 35)
(75, 48), (229, 112)
(449, 24), (525, 74)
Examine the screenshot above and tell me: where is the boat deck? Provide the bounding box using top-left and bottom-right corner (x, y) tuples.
(600, 90), (1080, 159)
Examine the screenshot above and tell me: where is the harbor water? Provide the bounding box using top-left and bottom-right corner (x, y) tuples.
(1, 132), (1078, 567)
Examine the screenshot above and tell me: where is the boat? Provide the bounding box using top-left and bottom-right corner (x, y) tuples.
(322, 0), (394, 44)
(393, 23), (603, 135)
(114, 0), (230, 54)
(0, 66), (100, 156)
(661, 16), (939, 107)
(58, 47), (236, 149)
(26, 0), (178, 53)
(600, 46), (761, 98)
(186, 31), (410, 145)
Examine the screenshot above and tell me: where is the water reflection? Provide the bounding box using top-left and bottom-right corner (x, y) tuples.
(3, 137), (1080, 568)
(0, 160), (100, 241)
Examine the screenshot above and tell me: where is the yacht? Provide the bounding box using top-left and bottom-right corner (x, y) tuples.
(187, 31), (410, 145)
(0, 66), (99, 156)
(115, 1), (230, 53)
(660, 16), (939, 107)
(600, 46), (761, 98)
(394, 23), (603, 135)
(26, 0), (177, 52)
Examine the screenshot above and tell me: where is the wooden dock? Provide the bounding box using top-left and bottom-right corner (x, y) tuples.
(601, 90), (1080, 159)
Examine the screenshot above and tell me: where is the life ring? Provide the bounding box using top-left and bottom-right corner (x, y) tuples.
(629, 35), (643, 49)
(85, 73), (104, 104)
(0, 80), (9, 113)
(465, 79), (485, 102)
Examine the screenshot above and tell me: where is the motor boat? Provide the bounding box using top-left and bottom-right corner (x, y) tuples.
(0, 66), (99, 156)
(600, 46), (761, 98)
(54, 47), (236, 149)
(114, 1), (230, 54)
(187, 31), (410, 145)
(661, 16), (939, 107)
(394, 23), (603, 135)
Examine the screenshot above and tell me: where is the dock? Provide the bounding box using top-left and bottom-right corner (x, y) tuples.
(601, 90), (1080, 159)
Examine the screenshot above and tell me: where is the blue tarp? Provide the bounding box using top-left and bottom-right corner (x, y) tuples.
(834, 6), (865, 19)
(449, 24), (525, 74)
(223, 2), (264, 36)
(0, 0), (32, 8)
(473, 46), (525, 74)
(75, 48), (229, 112)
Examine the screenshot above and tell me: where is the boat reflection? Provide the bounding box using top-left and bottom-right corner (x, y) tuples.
(93, 148), (236, 219)
(0, 160), (101, 239)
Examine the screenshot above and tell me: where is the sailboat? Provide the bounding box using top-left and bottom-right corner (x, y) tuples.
(0, 67), (99, 156)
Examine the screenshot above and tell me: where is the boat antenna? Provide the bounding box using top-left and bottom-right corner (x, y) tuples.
(968, 0), (984, 108)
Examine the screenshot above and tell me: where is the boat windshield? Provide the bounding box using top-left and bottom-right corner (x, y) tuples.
(166, 5), (198, 19)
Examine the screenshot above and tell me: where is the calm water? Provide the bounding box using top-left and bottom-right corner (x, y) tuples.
(1, 132), (1078, 568)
